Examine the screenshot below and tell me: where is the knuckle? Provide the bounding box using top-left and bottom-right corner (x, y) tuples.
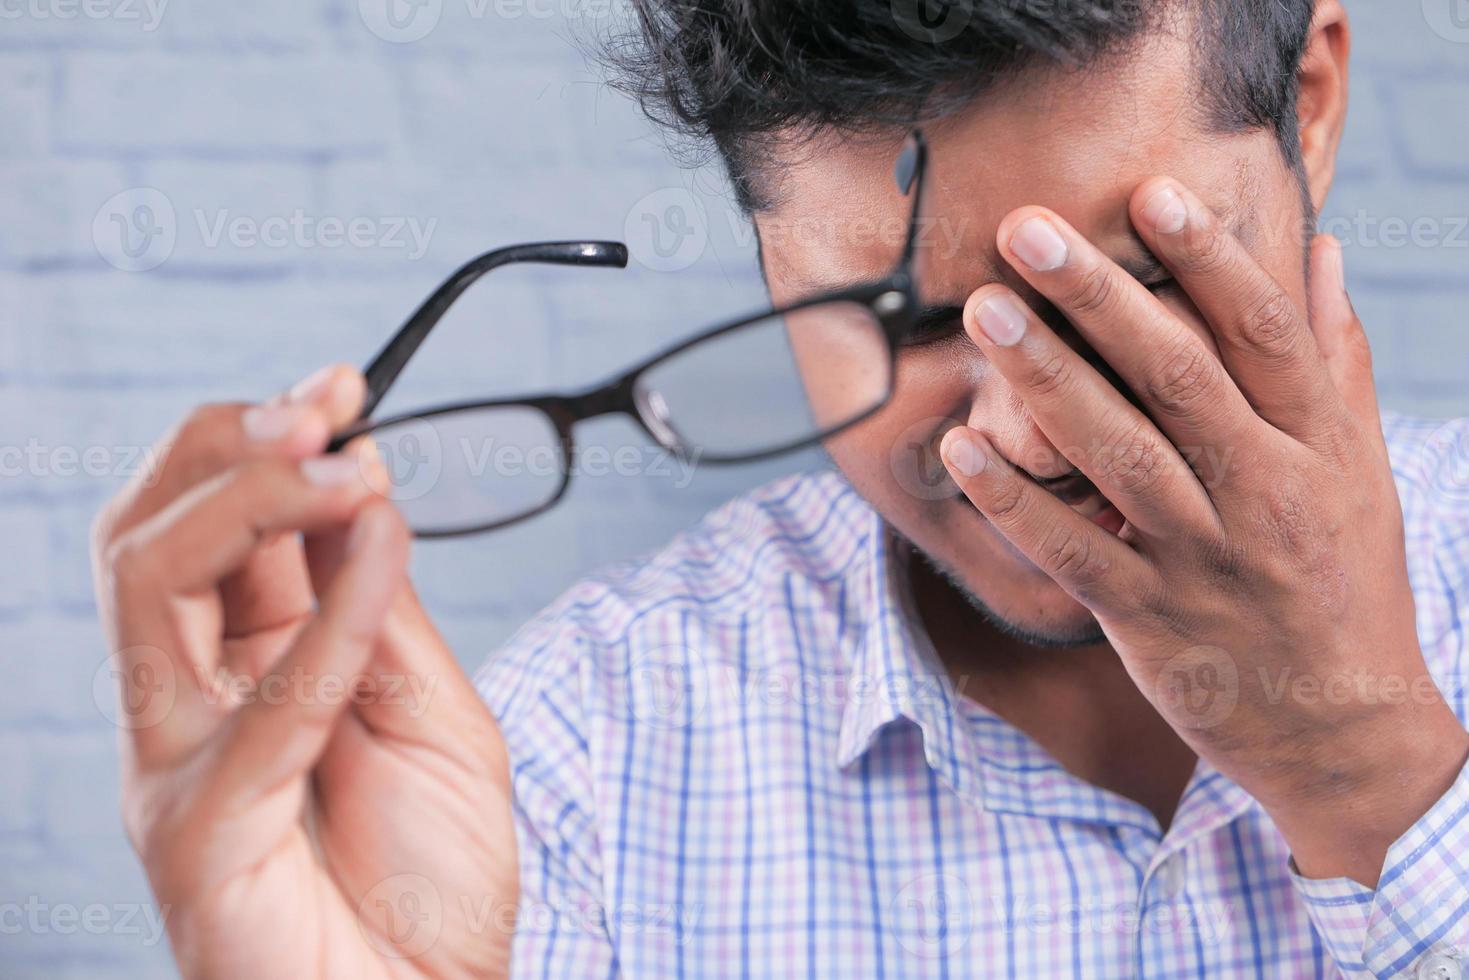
(1146, 342), (1221, 416)
(1175, 219), (1231, 274)
(986, 476), (1030, 523)
(104, 529), (162, 598)
(1038, 525), (1109, 587)
(1237, 289), (1300, 356)
(1197, 532), (1249, 583)
(1099, 428), (1169, 495)
(168, 402), (249, 474)
(1063, 264), (1118, 318)
(1021, 349), (1075, 399)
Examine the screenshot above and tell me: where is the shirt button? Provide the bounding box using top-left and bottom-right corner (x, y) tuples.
(1417, 949), (1466, 980)
(1151, 853), (1186, 900)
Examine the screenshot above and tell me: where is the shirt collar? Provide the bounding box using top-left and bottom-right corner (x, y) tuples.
(834, 508), (985, 806)
(829, 487), (1256, 840)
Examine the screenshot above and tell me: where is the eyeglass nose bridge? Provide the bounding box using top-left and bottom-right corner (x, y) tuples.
(631, 381), (683, 452)
(558, 374), (687, 454)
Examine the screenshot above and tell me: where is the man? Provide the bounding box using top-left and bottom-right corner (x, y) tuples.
(90, 0), (1469, 976)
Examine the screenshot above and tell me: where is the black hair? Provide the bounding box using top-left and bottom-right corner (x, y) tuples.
(600, 0), (1316, 212)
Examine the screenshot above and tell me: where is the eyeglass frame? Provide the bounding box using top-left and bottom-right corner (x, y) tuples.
(328, 129), (930, 538)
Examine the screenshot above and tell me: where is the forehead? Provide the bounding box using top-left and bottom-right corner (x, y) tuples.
(755, 32), (1270, 302)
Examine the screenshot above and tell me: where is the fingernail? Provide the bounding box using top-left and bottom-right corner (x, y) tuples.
(301, 455), (364, 487)
(242, 404), (306, 442)
(946, 433), (987, 478)
(1141, 185), (1188, 235)
(974, 294), (1029, 347)
(288, 365), (336, 404)
(1010, 216), (1069, 272)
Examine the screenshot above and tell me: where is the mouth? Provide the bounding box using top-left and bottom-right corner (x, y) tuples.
(1044, 474), (1127, 535)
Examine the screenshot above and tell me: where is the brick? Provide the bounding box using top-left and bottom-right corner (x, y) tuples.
(339, 0), (594, 61)
(1320, 180), (1469, 283)
(153, 0), (333, 48)
(0, 617), (113, 727)
(0, 57), (49, 161)
(56, 51), (398, 155)
(37, 732), (127, 847)
(131, 159), (317, 270)
(0, 160), (133, 265)
(0, 506), (50, 612)
(1386, 78), (1469, 179)
(0, 734), (38, 834)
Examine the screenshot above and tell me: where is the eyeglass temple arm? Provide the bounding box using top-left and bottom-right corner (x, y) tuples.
(356, 241), (629, 421)
(898, 130), (929, 271)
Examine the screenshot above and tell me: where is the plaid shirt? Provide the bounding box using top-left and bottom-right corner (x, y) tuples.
(475, 412), (1469, 979)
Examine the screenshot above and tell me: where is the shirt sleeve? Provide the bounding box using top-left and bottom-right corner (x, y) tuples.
(1290, 751), (1469, 978)
(476, 629), (619, 979)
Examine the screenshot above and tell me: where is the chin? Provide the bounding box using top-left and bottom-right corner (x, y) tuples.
(909, 505), (1110, 650)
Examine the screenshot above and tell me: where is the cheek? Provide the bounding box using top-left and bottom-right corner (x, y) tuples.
(825, 350), (982, 512)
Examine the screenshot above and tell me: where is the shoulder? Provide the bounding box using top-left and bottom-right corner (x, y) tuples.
(473, 468), (875, 729)
(1381, 411), (1469, 540)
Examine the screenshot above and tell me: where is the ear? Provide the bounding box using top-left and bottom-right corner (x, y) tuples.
(1295, 0), (1351, 216)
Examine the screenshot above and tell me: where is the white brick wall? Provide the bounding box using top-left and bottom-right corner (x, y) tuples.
(2, 2), (1467, 976)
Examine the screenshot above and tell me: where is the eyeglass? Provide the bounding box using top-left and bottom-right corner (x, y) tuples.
(328, 130), (930, 538)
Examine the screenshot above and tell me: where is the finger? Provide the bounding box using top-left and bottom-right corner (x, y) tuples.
(1306, 234), (1381, 434)
(209, 500), (409, 807)
(100, 367), (350, 544)
(309, 439), (499, 761)
(93, 365), (367, 677)
(961, 284), (1219, 538)
(102, 455), (381, 764)
(995, 208), (1259, 462)
(1128, 179), (1347, 444)
(940, 426), (1157, 611)
(219, 366), (369, 646)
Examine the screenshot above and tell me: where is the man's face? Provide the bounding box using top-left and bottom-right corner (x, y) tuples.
(757, 32), (1313, 644)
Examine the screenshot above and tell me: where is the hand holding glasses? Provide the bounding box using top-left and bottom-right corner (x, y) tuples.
(329, 131), (930, 537)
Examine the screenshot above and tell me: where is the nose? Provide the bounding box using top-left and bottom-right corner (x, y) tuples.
(970, 384), (1076, 482)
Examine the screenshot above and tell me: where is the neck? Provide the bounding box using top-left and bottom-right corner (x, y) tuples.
(901, 540), (1198, 830)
